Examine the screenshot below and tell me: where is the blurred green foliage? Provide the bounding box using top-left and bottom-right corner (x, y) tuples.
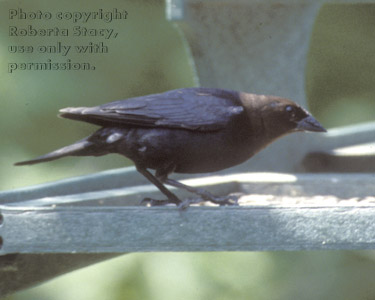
(2, 1), (375, 300)
(307, 4), (375, 127)
(5, 251), (375, 300)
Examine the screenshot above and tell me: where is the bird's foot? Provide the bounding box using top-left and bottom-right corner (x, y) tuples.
(177, 197), (205, 209)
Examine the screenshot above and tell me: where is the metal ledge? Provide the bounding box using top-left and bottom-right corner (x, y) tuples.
(2, 203), (375, 254)
(1, 172), (375, 254)
(1, 172), (374, 296)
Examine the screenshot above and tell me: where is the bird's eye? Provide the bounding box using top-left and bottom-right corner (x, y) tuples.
(285, 105), (296, 118)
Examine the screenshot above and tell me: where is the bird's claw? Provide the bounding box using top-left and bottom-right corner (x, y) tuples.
(177, 197), (203, 210)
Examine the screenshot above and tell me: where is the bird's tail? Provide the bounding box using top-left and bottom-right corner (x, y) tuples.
(14, 138), (98, 166)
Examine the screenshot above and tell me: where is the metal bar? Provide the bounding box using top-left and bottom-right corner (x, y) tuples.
(1, 202), (375, 254)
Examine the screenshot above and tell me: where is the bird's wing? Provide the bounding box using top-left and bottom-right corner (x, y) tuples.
(59, 88), (244, 131)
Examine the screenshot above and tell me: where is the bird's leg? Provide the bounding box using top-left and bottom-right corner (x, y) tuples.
(135, 165), (182, 206)
(164, 178), (239, 206)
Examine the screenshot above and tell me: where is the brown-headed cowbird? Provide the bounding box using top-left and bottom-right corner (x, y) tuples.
(15, 88), (326, 207)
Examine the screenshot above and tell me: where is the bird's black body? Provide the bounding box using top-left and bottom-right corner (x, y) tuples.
(16, 88), (326, 207)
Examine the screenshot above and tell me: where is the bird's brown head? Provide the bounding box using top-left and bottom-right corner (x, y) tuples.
(240, 93), (326, 140)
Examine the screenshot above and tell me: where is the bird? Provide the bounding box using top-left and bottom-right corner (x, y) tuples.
(15, 87), (326, 207)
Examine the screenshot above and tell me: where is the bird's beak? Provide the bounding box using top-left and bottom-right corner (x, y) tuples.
(296, 115), (327, 132)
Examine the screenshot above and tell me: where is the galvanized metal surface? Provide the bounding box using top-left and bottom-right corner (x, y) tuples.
(1, 204), (375, 254)
(1, 172), (375, 255)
